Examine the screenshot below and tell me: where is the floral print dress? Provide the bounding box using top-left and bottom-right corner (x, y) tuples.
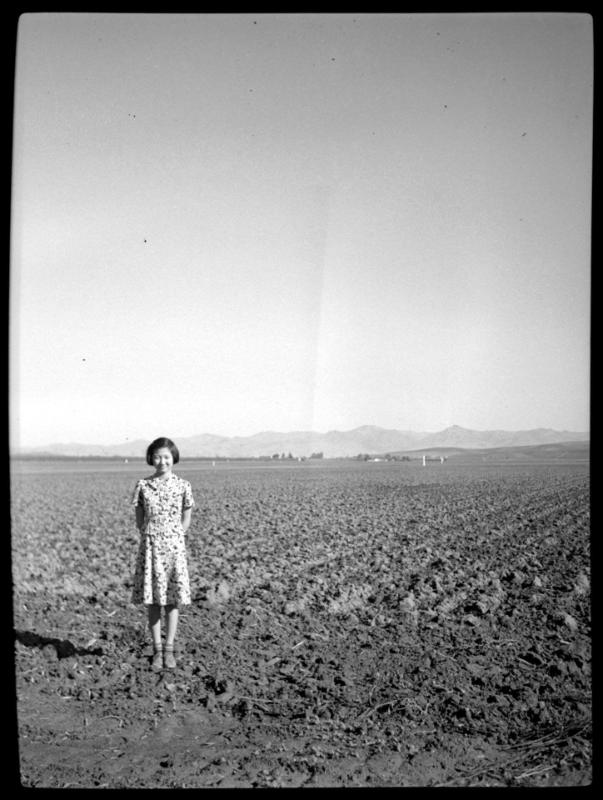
(131, 473), (194, 606)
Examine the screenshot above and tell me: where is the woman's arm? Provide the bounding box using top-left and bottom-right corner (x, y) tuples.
(181, 507), (192, 533)
(135, 504), (145, 531)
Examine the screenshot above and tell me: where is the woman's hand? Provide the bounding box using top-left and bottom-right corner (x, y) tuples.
(181, 507), (192, 533)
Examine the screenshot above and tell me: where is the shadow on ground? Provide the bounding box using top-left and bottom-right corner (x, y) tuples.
(14, 629), (104, 659)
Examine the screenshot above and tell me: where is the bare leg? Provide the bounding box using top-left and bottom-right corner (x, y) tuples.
(165, 604), (179, 646)
(164, 604), (179, 669)
(147, 603), (162, 646)
(147, 604), (163, 671)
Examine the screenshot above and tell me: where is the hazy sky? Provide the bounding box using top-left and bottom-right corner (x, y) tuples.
(11, 12), (591, 448)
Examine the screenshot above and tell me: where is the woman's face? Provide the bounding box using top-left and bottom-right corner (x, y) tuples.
(152, 447), (174, 474)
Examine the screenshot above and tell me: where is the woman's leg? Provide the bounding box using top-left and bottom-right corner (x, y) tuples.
(148, 604), (163, 670)
(147, 603), (162, 646)
(165, 604), (179, 646)
(164, 604), (179, 668)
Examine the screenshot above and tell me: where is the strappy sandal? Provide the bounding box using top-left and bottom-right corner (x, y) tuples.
(164, 644), (176, 670)
(151, 643), (163, 672)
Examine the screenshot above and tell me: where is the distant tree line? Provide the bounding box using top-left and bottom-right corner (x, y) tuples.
(261, 452), (323, 460)
(15, 451), (447, 464)
(354, 453), (411, 461)
(11, 454), (145, 461)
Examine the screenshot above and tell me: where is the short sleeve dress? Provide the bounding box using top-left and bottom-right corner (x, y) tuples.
(131, 473), (194, 606)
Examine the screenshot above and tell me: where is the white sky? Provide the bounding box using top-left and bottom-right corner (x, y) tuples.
(10, 12), (591, 447)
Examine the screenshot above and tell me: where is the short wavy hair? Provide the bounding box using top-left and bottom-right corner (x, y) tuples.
(146, 437), (180, 465)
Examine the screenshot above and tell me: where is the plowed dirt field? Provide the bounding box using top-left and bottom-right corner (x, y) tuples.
(11, 458), (591, 787)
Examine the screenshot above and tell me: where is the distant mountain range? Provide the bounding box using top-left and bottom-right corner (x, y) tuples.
(16, 425), (589, 459)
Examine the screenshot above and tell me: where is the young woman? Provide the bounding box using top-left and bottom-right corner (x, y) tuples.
(131, 437), (194, 670)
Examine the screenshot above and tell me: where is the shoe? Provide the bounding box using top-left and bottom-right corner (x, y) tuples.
(164, 644), (176, 669)
(151, 643), (163, 672)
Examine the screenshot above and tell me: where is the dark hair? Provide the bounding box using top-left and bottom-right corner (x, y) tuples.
(146, 437), (180, 465)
